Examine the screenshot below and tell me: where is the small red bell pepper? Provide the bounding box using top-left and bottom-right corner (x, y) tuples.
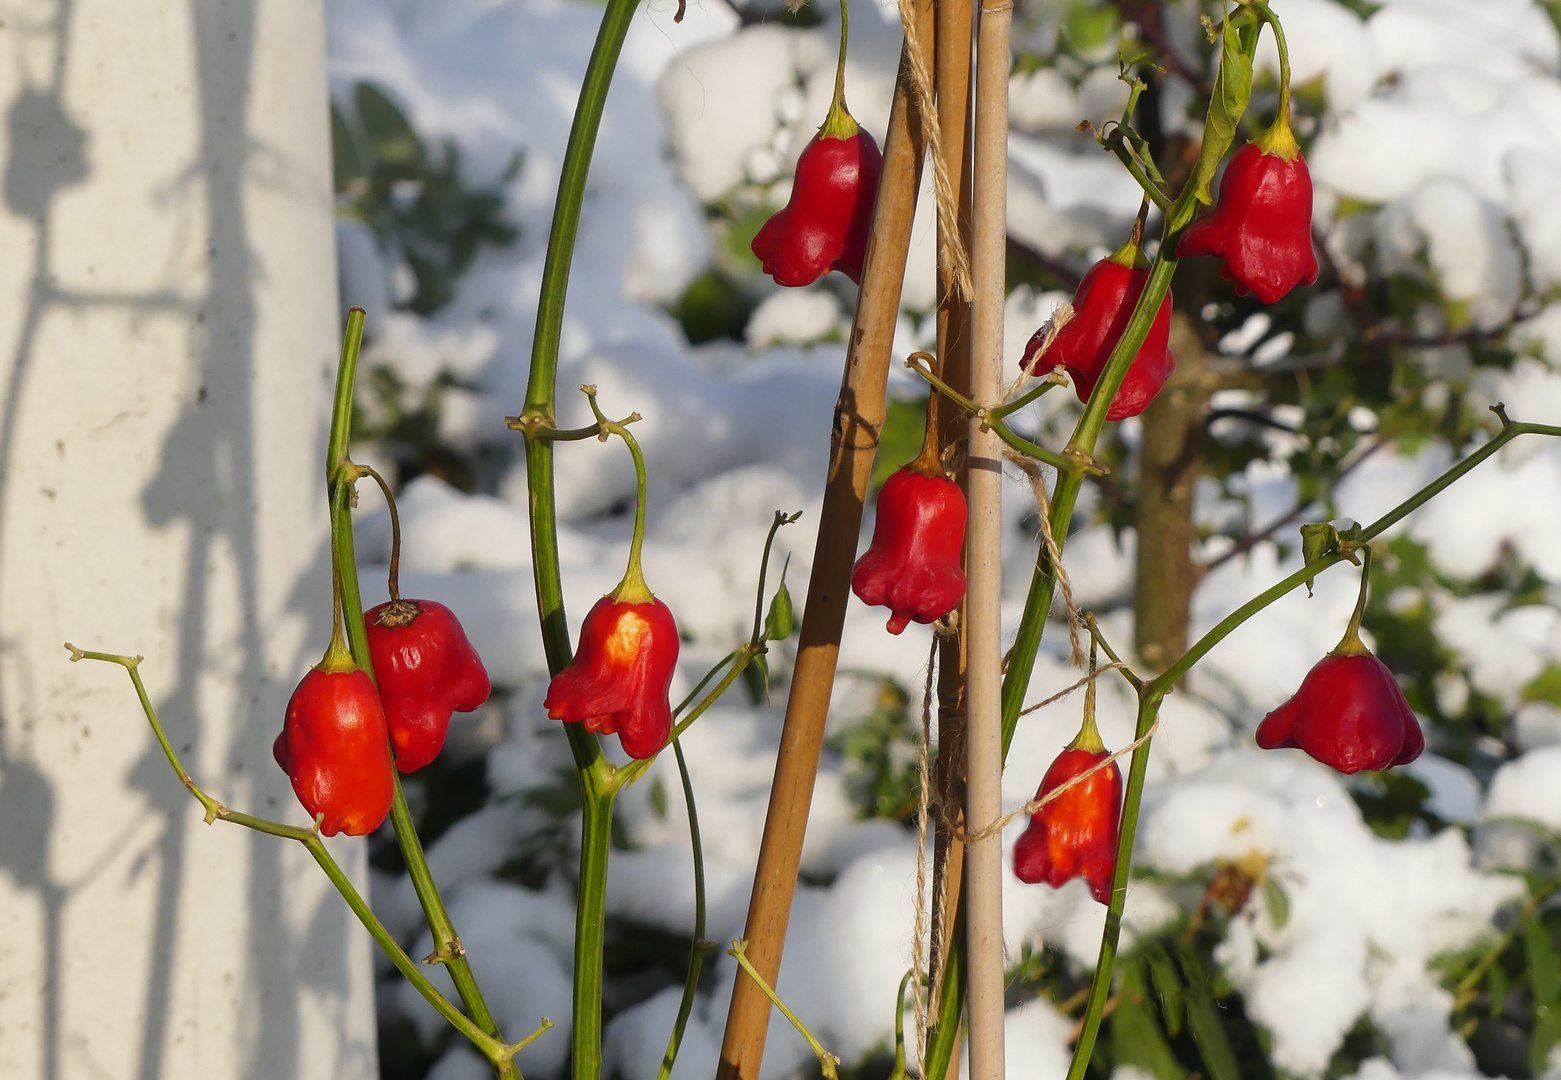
(366, 599), (491, 772)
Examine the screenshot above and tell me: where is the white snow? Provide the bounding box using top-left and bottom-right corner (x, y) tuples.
(326, 2), (1561, 1078)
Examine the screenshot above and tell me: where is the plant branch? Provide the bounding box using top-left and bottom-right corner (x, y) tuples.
(657, 739), (712, 1080)
(326, 312), (513, 1071)
(65, 647), (520, 1071)
(727, 940), (840, 1080)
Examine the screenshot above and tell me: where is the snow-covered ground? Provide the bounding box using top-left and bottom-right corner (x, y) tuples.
(325, 1), (1561, 1078)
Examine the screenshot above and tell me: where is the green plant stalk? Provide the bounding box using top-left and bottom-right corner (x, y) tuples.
(513, 1), (644, 1070)
(66, 648), (517, 1068)
(657, 738), (709, 1080)
(574, 788), (618, 1080)
(1060, 416), (1561, 1076)
(727, 940), (840, 1080)
(326, 310), (513, 1070)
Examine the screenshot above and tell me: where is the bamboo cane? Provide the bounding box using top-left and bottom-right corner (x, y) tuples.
(930, 0), (975, 1068)
(963, 0), (1011, 1076)
(714, 4), (934, 1077)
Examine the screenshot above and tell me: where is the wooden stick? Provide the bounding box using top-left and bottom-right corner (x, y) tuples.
(930, 0), (975, 1050)
(964, 0), (1010, 1076)
(714, 4), (934, 1077)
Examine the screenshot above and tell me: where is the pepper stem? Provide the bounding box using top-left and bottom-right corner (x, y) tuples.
(1106, 199), (1152, 270)
(320, 477), (358, 674)
(359, 464), (404, 604)
(584, 385), (653, 606)
(1253, 2), (1300, 161)
(1332, 544), (1373, 657)
(910, 355), (946, 476)
(820, 0), (859, 140)
(1068, 640), (1106, 753)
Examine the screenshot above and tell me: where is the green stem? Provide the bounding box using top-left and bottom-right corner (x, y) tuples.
(325, 311), (514, 1074)
(574, 789), (618, 1080)
(986, 372), (1066, 421)
(657, 739), (710, 1080)
(65, 649), (517, 1069)
(727, 940), (840, 1080)
(358, 464), (403, 602)
(1337, 544), (1373, 652)
(1256, 1), (1293, 127)
(584, 387), (651, 601)
(821, 0), (854, 137)
(518, 0), (642, 781)
(1103, 131), (1171, 213)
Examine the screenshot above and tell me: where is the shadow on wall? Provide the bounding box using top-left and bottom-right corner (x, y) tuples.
(0, 2), (358, 1078)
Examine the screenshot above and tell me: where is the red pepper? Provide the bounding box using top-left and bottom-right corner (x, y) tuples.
(273, 646), (395, 837)
(1175, 120), (1318, 305)
(1256, 650), (1424, 774)
(1013, 715), (1121, 904)
(545, 593), (679, 760)
(365, 599), (491, 773)
(752, 92), (881, 287)
(1023, 227), (1175, 422)
(851, 468), (967, 635)
(851, 379), (966, 635)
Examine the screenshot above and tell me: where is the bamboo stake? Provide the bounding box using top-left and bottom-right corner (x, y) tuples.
(964, 0), (1010, 1076)
(930, 0), (975, 1063)
(714, 4), (934, 1077)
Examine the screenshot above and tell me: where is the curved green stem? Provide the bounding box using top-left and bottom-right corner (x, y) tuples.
(657, 739), (710, 1080)
(583, 387), (652, 602)
(1255, 1), (1293, 127)
(358, 464), (402, 602)
(574, 788), (617, 1080)
(66, 648), (517, 1070)
(986, 371), (1067, 421)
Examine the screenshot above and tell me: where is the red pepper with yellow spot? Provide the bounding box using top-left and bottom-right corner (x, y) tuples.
(544, 387), (679, 761)
(1013, 671), (1121, 904)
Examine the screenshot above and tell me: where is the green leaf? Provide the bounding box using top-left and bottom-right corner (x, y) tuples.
(1190, 7), (1260, 205)
(1111, 956), (1187, 1080)
(1180, 946), (1242, 1080)
(744, 651), (771, 706)
(765, 562), (795, 641)
(1146, 944), (1186, 1038)
(330, 104), (363, 193)
(1263, 878), (1290, 931)
(1524, 918), (1561, 1076)
(355, 83), (423, 171)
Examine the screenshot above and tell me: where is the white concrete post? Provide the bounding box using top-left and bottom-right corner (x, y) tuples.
(0, 2), (377, 1077)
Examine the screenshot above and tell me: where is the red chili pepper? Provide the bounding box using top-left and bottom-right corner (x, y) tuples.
(273, 649), (395, 837)
(752, 100), (881, 287)
(365, 599), (491, 773)
(1023, 226), (1175, 422)
(1256, 650), (1424, 774)
(851, 468), (967, 635)
(851, 375), (966, 635)
(545, 591), (680, 761)
(1013, 719), (1122, 904)
(1175, 120), (1319, 305)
